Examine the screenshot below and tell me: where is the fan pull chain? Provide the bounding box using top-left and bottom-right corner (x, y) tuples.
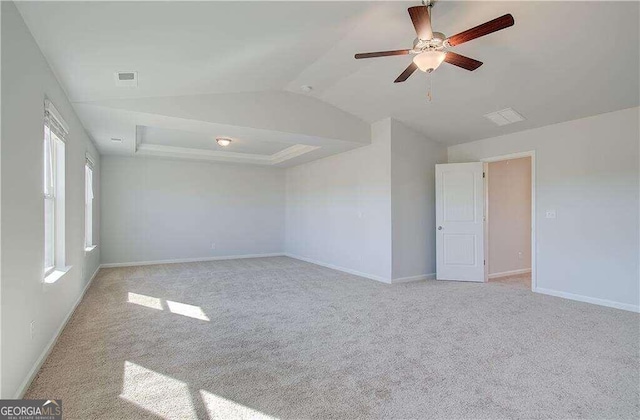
(426, 71), (432, 102)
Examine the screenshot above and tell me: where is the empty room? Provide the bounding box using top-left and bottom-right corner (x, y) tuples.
(1, 1), (639, 419)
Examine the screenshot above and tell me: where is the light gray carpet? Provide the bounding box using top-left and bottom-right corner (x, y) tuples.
(489, 273), (531, 290)
(26, 257), (639, 419)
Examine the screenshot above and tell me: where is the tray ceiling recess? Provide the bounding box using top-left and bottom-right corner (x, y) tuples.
(135, 126), (320, 166)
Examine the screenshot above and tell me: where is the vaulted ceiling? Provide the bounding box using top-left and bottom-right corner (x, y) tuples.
(17, 1), (640, 165)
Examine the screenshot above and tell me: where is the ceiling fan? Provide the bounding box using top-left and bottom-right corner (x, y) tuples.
(354, 1), (514, 83)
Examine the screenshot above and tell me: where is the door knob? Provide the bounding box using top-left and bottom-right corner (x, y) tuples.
(438, 226), (443, 230)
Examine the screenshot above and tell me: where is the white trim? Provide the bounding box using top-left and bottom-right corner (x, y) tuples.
(84, 245), (97, 254)
(44, 99), (70, 135)
(488, 268), (531, 279)
(15, 265), (101, 398)
(137, 144), (272, 164)
(483, 161), (489, 282)
(136, 143), (319, 166)
(534, 287), (640, 313)
(43, 265), (72, 285)
(270, 144), (320, 164)
(392, 273), (436, 284)
(85, 153), (96, 168)
(284, 253), (391, 284)
(100, 253), (285, 268)
(481, 151), (536, 291)
(481, 151), (535, 163)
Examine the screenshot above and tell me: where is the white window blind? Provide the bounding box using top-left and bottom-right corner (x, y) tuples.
(44, 122), (56, 274)
(44, 99), (68, 279)
(85, 156), (94, 248)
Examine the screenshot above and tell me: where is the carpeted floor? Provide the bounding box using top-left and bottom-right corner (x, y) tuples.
(26, 257), (639, 419)
(489, 273), (531, 289)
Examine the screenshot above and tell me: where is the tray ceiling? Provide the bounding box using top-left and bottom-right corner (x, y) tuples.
(16, 1), (639, 164)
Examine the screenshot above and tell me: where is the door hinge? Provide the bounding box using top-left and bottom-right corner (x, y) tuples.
(484, 260), (486, 266)
(483, 172), (486, 178)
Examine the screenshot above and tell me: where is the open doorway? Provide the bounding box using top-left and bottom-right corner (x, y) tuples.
(483, 154), (534, 290)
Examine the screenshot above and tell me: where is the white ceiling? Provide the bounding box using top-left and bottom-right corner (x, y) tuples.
(16, 1), (640, 164)
(16, 1), (368, 102)
(302, 1), (640, 143)
(140, 126), (292, 155)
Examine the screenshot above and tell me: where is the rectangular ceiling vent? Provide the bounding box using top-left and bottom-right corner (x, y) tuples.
(484, 108), (525, 126)
(110, 137), (123, 143)
(115, 71), (138, 87)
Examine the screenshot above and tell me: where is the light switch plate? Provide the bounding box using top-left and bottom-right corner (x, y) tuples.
(545, 210), (556, 219)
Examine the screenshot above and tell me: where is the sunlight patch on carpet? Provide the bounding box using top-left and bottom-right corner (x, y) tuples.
(120, 361), (197, 418)
(200, 389), (277, 420)
(127, 292), (162, 310)
(127, 292), (210, 321)
(166, 300), (210, 321)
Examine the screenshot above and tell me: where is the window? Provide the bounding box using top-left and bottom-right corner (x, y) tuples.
(85, 156), (95, 249)
(44, 100), (68, 280)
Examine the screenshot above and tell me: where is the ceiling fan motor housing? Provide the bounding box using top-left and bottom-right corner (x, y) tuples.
(412, 32), (446, 54)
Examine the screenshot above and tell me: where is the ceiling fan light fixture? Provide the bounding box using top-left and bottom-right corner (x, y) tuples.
(413, 51), (446, 72)
(216, 137), (232, 147)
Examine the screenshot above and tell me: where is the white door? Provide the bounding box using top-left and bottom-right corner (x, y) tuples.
(435, 163), (485, 282)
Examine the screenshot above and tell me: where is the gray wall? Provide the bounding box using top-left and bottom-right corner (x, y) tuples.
(100, 156), (285, 265)
(1, 1), (101, 398)
(448, 107), (639, 310)
(390, 120), (447, 280)
(285, 119), (393, 282)
(285, 118), (446, 283)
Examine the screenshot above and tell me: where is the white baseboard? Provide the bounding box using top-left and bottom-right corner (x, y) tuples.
(284, 253), (391, 284)
(100, 253), (285, 268)
(534, 287), (640, 313)
(15, 265), (101, 399)
(392, 273), (436, 284)
(488, 268), (531, 279)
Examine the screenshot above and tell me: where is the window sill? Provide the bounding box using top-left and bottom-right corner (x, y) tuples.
(44, 266), (72, 284)
(85, 245), (97, 254)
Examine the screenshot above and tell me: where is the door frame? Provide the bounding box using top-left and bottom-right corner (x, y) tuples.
(481, 151), (536, 291)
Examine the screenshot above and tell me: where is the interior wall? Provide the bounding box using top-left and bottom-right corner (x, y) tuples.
(285, 119), (393, 282)
(487, 157), (531, 277)
(100, 156), (285, 265)
(284, 118), (446, 283)
(0, 0), (3, 399)
(448, 107), (639, 311)
(1, 1), (102, 398)
(390, 119), (447, 281)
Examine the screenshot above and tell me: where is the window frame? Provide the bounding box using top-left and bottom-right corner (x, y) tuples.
(43, 99), (69, 282)
(44, 124), (56, 277)
(84, 156), (95, 250)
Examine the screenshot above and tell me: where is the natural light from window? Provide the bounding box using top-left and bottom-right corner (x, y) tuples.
(127, 292), (163, 310)
(126, 292), (210, 321)
(166, 300), (210, 321)
(43, 100), (68, 281)
(200, 389), (276, 420)
(85, 157), (94, 250)
(120, 361), (197, 419)
(119, 361), (277, 420)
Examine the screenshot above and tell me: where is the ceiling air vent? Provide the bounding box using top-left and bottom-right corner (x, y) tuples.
(110, 138), (123, 143)
(114, 71), (138, 87)
(484, 108), (525, 126)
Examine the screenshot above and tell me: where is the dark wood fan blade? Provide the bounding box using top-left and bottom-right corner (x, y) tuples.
(444, 52), (483, 71)
(446, 14), (514, 47)
(408, 6), (433, 40)
(394, 62), (418, 83)
(355, 49), (411, 59)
